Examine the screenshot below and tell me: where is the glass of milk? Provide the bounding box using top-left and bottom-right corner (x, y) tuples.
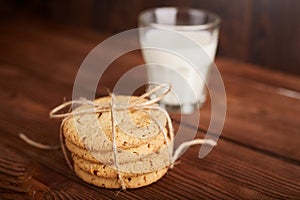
(138, 7), (220, 114)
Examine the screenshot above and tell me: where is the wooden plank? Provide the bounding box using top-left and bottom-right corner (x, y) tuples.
(249, 0), (300, 74)
(0, 110), (299, 199)
(216, 58), (300, 92)
(171, 71), (300, 163)
(168, 68), (299, 163)
(192, 59), (300, 162)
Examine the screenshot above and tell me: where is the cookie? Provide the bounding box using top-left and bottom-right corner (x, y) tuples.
(74, 164), (168, 189)
(73, 155), (119, 178)
(66, 139), (172, 173)
(65, 139), (101, 163)
(62, 96), (167, 151)
(72, 154), (170, 178)
(62, 112), (111, 151)
(99, 106), (167, 148)
(64, 126), (168, 163)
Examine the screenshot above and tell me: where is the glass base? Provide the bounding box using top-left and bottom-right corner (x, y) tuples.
(160, 102), (201, 114)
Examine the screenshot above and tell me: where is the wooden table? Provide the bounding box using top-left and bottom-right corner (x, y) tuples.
(1, 17), (300, 199)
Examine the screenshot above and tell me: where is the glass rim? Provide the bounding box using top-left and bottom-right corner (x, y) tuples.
(138, 7), (220, 31)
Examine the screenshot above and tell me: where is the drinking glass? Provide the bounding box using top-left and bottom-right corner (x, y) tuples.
(138, 7), (220, 114)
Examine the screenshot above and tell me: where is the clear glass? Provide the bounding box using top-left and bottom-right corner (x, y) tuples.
(138, 7), (220, 114)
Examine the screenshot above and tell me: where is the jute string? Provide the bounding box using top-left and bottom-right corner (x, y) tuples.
(20, 84), (216, 190)
(110, 94), (126, 189)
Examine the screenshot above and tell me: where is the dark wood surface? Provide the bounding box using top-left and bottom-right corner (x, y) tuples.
(2, 0), (300, 75)
(1, 17), (300, 199)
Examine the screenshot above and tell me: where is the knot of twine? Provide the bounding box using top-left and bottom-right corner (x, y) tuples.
(22, 84), (217, 190)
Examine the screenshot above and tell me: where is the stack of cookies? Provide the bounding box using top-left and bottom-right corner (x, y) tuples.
(62, 96), (172, 189)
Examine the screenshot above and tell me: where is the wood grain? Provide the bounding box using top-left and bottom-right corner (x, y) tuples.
(249, 0), (300, 74)
(3, 0), (300, 74)
(0, 17), (299, 199)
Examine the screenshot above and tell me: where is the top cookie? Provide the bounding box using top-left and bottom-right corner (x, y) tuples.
(62, 95), (168, 151)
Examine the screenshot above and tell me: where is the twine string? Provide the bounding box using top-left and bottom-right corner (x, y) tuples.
(171, 139), (217, 166)
(49, 84), (172, 119)
(18, 133), (60, 150)
(110, 94), (126, 189)
(60, 118), (74, 170)
(139, 107), (173, 167)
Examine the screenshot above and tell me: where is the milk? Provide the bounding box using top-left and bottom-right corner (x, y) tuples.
(140, 29), (218, 106)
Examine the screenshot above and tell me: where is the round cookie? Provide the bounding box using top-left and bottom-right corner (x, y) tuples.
(66, 139), (172, 173)
(73, 155), (118, 178)
(65, 139), (101, 163)
(62, 96), (168, 151)
(72, 154), (169, 178)
(98, 96), (167, 149)
(74, 164), (168, 189)
(64, 126), (168, 164)
(67, 141), (171, 173)
(62, 112), (111, 151)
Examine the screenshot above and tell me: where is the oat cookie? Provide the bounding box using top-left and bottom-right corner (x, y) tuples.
(64, 126), (169, 164)
(72, 154), (170, 178)
(66, 139), (172, 173)
(74, 164), (168, 189)
(63, 96), (167, 151)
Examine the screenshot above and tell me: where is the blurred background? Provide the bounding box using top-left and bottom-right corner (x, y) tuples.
(1, 0), (299, 75)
